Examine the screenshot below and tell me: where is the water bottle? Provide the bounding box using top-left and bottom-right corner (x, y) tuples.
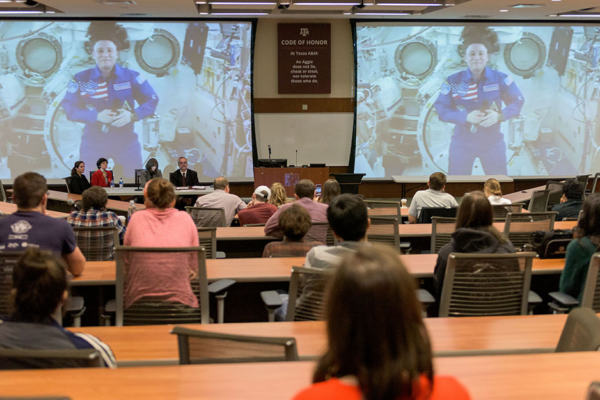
(110, 179), (115, 191)
(127, 199), (136, 221)
(119, 178), (123, 189)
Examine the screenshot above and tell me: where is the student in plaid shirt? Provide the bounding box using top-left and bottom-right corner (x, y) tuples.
(262, 204), (322, 258)
(67, 186), (126, 243)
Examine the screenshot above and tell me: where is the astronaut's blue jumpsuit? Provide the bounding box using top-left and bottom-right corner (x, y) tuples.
(62, 64), (159, 174)
(434, 67), (524, 175)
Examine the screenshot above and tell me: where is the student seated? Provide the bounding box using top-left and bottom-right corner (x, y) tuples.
(269, 182), (292, 208)
(484, 178), (511, 205)
(0, 248), (116, 368)
(552, 179), (584, 221)
(67, 186), (126, 244)
(292, 245), (470, 400)
(408, 172), (458, 224)
(560, 194), (600, 301)
(316, 178), (341, 205)
(274, 194), (370, 321)
(433, 191), (515, 300)
(238, 185), (277, 226)
(262, 204), (322, 258)
(124, 178), (199, 310)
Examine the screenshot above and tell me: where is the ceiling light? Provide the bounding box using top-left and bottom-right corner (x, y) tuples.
(354, 11), (410, 15)
(559, 14), (600, 17)
(0, 9), (43, 13)
(196, 1), (207, 3)
(500, 9), (508, 12)
(293, 2), (360, 5)
(372, 2), (442, 5)
(210, 11), (269, 14)
(512, 4), (544, 8)
(210, 1), (276, 4)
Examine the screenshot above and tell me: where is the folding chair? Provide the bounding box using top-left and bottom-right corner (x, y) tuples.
(64, 177), (72, 194)
(0, 348), (102, 370)
(198, 227), (217, 259)
(528, 189), (550, 212)
(545, 181), (564, 210)
(503, 212), (557, 251)
(438, 252), (536, 317)
(73, 227), (120, 261)
(0, 180), (7, 202)
(186, 206), (227, 227)
(171, 327), (298, 364)
(492, 203), (524, 221)
(417, 207), (457, 224)
(363, 200), (402, 220)
(555, 308), (600, 352)
(115, 246), (234, 326)
(549, 253), (600, 313)
(430, 217), (456, 253)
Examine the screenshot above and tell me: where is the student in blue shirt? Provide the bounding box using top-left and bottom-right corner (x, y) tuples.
(0, 248), (116, 368)
(62, 22), (159, 174)
(434, 26), (524, 175)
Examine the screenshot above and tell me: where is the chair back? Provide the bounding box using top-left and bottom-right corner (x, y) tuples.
(186, 206), (226, 227)
(503, 212), (557, 251)
(592, 173), (600, 195)
(417, 207), (457, 224)
(576, 174), (590, 190)
(528, 189), (550, 212)
(197, 227), (217, 259)
(306, 221), (333, 245)
(492, 203), (524, 220)
(244, 223), (266, 227)
(286, 266), (333, 321)
(367, 216), (400, 251)
(545, 181), (564, 210)
(439, 252), (536, 317)
(431, 217), (456, 253)
(73, 227), (120, 261)
(115, 246), (209, 326)
(135, 169), (144, 188)
(171, 327), (299, 364)
(0, 252), (22, 317)
(363, 200), (401, 220)
(64, 177), (72, 194)
(580, 253), (600, 312)
(587, 382), (600, 400)
(555, 308), (600, 352)
(0, 180), (6, 202)
(0, 348), (102, 370)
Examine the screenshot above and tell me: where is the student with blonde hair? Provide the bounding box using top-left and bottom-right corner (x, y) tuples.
(483, 178), (511, 205)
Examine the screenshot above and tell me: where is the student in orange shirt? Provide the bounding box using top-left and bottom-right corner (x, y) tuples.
(292, 244), (471, 400)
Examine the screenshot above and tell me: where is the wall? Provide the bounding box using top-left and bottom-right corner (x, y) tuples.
(253, 19), (355, 166)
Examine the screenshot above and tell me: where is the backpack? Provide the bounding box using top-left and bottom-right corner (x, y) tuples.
(530, 230), (574, 259)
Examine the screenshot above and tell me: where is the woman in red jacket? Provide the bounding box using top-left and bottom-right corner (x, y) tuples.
(90, 157), (113, 187)
(292, 244), (471, 400)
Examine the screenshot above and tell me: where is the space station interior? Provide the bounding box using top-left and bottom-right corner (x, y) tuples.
(355, 24), (600, 178)
(0, 21), (253, 180)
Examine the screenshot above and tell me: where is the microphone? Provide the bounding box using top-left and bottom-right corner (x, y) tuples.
(296, 150), (298, 166)
(67, 199), (80, 211)
(471, 100), (490, 134)
(268, 145), (271, 160)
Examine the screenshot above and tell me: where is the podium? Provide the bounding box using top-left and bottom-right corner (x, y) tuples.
(254, 167), (330, 197)
(331, 173), (366, 195)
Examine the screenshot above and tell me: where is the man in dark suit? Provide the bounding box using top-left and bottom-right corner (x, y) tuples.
(170, 157), (200, 187)
(170, 156), (201, 210)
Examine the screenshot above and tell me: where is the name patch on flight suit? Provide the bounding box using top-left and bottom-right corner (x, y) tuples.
(483, 84), (499, 92)
(113, 82), (131, 91)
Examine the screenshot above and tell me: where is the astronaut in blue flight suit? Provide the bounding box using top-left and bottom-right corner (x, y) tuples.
(434, 35), (524, 175)
(62, 24), (158, 175)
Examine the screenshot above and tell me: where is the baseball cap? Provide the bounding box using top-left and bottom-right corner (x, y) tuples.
(254, 185), (271, 200)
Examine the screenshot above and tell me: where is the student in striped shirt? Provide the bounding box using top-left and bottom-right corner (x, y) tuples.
(0, 248), (116, 368)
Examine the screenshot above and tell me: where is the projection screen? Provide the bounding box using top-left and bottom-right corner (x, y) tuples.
(354, 23), (600, 178)
(0, 20), (253, 182)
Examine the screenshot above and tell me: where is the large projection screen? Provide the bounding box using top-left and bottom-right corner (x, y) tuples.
(354, 23), (600, 178)
(0, 20), (253, 182)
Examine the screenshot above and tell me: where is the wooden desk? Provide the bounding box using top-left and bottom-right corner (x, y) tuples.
(0, 352), (597, 400)
(367, 207), (409, 217)
(69, 314), (567, 365)
(71, 254), (566, 286)
(504, 184), (547, 203)
(0, 202), (68, 219)
(45, 190), (146, 212)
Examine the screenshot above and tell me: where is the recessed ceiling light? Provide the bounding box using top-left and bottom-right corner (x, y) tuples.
(559, 13), (600, 17)
(512, 4), (544, 8)
(500, 9), (508, 12)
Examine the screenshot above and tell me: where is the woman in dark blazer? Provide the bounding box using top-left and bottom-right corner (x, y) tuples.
(69, 160), (91, 194)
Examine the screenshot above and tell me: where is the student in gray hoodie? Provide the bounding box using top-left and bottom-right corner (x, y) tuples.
(433, 191), (515, 300)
